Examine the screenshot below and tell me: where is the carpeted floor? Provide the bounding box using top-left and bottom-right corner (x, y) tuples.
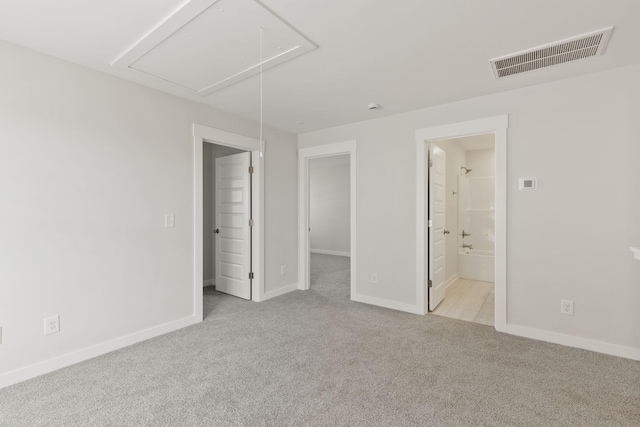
(1, 254), (639, 426)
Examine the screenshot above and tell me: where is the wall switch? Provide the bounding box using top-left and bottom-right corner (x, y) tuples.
(165, 214), (175, 228)
(560, 300), (574, 316)
(280, 265), (287, 276)
(371, 273), (378, 284)
(44, 315), (60, 335)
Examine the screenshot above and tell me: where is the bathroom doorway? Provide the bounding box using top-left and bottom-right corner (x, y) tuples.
(415, 115), (508, 331)
(429, 134), (496, 326)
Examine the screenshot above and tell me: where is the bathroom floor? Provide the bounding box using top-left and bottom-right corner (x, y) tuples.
(432, 278), (494, 326)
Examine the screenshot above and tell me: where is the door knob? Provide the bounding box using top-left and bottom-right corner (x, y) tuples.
(443, 229), (450, 234)
(213, 229), (219, 234)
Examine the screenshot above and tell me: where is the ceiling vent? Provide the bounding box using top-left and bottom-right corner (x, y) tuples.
(490, 27), (614, 79)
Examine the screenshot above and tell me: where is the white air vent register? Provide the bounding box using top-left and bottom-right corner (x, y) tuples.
(490, 27), (614, 79)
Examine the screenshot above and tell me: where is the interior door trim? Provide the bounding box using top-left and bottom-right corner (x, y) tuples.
(415, 115), (508, 331)
(193, 123), (265, 322)
(298, 140), (357, 299)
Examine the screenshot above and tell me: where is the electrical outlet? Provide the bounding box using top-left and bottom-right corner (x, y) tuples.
(165, 214), (175, 228)
(44, 315), (60, 335)
(371, 273), (378, 284)
(560, 300), (574, 316)
(280, 265), (287, 276)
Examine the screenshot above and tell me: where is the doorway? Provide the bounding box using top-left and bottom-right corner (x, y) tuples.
(415, 115), (508, 331)
(193, 124), (265, 322)
(298, 141), (357, 299)
(308, 154), (351, 296)
(203, 143), (250, 300)
(429, 134), (496, 326)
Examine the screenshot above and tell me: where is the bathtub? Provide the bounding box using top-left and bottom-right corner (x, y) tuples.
(458, 249), (494, 282)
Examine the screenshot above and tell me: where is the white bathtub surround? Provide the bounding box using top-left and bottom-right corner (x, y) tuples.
(631, 247), (640, 261)
(458, 148), (496, 283)
(459, 250), (495, 282)
(458, 162), (495, 254)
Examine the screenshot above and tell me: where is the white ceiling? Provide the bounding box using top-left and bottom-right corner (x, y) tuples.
(1, 0), (639, 134)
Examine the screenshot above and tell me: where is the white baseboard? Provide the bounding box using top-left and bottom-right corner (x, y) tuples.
(310, 249), (350, 257)
(0, 315), (199, 390)
(445, 273), (459, 289)
(505, 324), (640, 361)
(351, 293), (420, 315)
(203, 279), (215, 287)
(262, 283), (299, 301)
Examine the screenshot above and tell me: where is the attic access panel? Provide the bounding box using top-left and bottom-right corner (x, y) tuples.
(112, 0), (316, 96)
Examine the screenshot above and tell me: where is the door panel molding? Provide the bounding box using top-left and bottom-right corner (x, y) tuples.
(428, 144), (447, 311)
(215, 152), (252, 300)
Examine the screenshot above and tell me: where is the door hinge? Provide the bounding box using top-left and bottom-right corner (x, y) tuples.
(248, 166), (254, 174)
(249, 219), (255, 227)
(428, 219), (433, 228)
(249, 272), (254, 280)
(429, 160), (433, 167)
(428, 279), (433, 288)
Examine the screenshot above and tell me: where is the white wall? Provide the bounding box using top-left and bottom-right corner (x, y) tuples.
(433, 140), (465, 283)
(0, 39), (298, 385)
(299, 63), (640, 356)
(309, 155), (350, 256)
(466, 148), (495, 177)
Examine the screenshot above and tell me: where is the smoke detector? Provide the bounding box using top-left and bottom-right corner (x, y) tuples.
(490, 27), (614, 79)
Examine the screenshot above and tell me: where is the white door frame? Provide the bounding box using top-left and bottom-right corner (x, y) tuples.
(298, 140), (357, 296)
(415, 115), (508, 331)
(193, 124), (265, 322)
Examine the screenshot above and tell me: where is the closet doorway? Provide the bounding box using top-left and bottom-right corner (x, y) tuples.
(193, 124), (265, 322)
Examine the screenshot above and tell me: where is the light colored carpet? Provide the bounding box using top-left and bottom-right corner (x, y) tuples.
(1, 254), (639, 426)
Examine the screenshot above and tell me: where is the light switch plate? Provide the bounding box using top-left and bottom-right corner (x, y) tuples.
(165, 214), (175, 228)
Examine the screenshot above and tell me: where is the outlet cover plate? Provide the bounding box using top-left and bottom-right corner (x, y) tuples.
(44, 315), (60, 335)
(560, 300), (574, 316)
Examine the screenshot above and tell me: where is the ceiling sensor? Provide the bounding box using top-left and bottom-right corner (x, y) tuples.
(368, 103), (381, 111)
(490, 26), (614, 79)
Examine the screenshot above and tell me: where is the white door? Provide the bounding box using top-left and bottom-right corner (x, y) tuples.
(428, 144), (446, 311)
(215, 152), (252, 300)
